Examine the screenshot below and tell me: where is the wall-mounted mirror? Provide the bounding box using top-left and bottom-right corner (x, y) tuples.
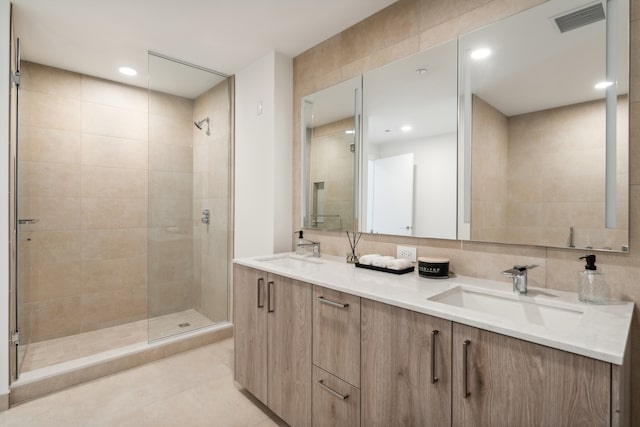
(360, 40), (458, 238)
(301, 76), (361, 231)
(459, 0), (629, 252)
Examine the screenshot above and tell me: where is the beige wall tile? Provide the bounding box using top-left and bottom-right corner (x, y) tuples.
(631, 19), (640, 104)
(28, 296), (84, 342)
(81, 166), (148, 198)
(81, 134), (147, 169)
(29, 261), (83, 303)
(21, 62), (82, 99)
(82, 102), (147, 141)
(149, 143), (193, 173)
(21, 161), (82, 197)
(20, 90), (82, 132)
(82, 256), (148, 294)
(82, 76), (147, 112)
(26, 196), (82, 231)
(630, 102), (640, 185)
(81, 228), (147, 261)
(150, 90), (193, 120)
(149, 113), (193, 147)
(19, 126), (82, 165)
(81, 198), (147, 229)
(150, 171), (193, 199)
(29, 230), (83, 266)
(80, 285), (147, 331)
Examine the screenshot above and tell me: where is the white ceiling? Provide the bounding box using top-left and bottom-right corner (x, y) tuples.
(11, 0), (397, 95)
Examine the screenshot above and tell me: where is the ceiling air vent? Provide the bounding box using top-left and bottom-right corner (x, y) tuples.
(554, 2), (605, 33)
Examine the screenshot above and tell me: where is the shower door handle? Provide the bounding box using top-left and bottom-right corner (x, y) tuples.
(18, 219), (39, 225)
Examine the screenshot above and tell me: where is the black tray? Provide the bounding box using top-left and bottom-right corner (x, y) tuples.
(355, 262), (414, 275)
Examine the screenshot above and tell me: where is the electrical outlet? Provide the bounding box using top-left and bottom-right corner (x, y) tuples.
(397, 245), (417, 262)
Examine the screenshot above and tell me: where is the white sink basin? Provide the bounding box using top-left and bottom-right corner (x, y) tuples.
(429, 286), (584, 332)
(256, 254), (324, 269)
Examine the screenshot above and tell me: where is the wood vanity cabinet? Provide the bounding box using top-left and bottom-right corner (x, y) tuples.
(452, 323), (611, 427)
(361, 299), (452, 427)
(312, 286), (361, 386)
(233, 264), (312, 427)
(312, 286), (361, 427)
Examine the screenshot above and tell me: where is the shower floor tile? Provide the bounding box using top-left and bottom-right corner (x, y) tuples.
(21, 309), (213, 373)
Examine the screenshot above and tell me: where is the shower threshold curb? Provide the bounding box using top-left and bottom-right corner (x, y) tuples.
(9, 322), (233, 406)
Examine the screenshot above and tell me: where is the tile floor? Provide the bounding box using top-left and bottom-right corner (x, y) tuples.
(2, 337), (287, 427)
(22, 309), (214, 372)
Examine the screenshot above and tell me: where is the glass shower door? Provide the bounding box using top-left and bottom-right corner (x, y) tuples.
(147, 52), (231, 341)
(10, 35), (33, 382)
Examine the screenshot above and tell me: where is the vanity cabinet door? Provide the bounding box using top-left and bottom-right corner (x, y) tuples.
(361, 299), (452, 427)
(313, 286), (361, 387)
(267, 274), (312, 427)
(233, 264), (268, 403)
(312, 365), (360, 427)
(452, 323), (611, 427)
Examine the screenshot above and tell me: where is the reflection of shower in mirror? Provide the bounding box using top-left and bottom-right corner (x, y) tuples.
(194, 117), (211, 136)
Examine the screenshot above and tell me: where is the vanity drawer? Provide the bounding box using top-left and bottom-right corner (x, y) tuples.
(313, 286), (361, 387)
(312, 365), (360, 427)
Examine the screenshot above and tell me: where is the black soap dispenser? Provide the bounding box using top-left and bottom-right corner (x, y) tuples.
(295, 230), (305, 255)
(578, 254), (606, 304)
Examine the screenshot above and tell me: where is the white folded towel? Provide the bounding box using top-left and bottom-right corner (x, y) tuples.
(386, 258), (413, 270)
(358, 254), (381, 265)
(372, 256), (394, 268)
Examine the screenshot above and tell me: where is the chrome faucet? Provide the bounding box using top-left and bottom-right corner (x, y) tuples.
(502, 264), (538, 294)
(295, 230), (320, 257)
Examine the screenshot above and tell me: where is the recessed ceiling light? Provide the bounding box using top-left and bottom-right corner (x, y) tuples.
(345, 130), (355, 134)
(595, 81), (613, 89)
(401, 125), (412, 132)
(471, 48), (491, 60)
(119, 67), (137, 76)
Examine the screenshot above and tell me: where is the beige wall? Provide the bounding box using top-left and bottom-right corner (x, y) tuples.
(192, 79), (231, 322)
(293, 0), (640, 419)
(148, 90), (194, 318)
(506, 97), (629, 249)
(471, 95), (509, 243)
(308, 117), (355, 231)
(19, 62), (148, 342)
(471, 95), (630, 249)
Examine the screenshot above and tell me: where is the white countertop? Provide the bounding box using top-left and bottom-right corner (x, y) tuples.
(234, 253), (634, 365)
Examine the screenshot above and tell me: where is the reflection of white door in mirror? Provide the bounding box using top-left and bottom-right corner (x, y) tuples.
(369, 153), (414, 236)
(361, 40), (458, 239)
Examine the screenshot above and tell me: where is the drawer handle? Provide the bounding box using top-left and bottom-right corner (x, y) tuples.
(463, 339), (471, 398)
(267, 281), (275, 313)
(318, 379), (349, 400)
(257, 278), (265, 308)
(431, 330), (439, 384)
(317, 296), (349, 309)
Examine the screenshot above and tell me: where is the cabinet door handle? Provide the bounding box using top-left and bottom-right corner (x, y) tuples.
(317, 296), (349, 309)
(463, 339), (471, 398)
(318, 379), (349, 400)
(257, 278), (265, 308)
(431, 330), (439, 384)
(267, 281), (275, 313)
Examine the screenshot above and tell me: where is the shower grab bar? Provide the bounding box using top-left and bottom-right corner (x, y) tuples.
(18, 219), (39, 224)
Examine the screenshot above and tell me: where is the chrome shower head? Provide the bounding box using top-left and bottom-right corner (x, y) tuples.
(194, 117), (211, 135)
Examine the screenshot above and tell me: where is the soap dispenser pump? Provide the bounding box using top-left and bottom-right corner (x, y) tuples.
(295, 230), (305, 255)
(578, 254), (606, 304)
